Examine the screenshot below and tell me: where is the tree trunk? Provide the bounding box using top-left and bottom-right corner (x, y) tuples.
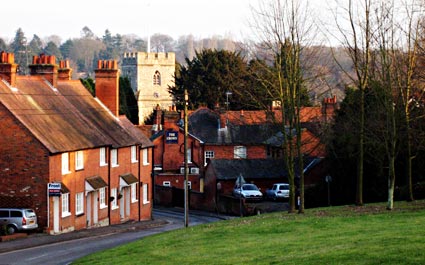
(356, 87), (365, 206)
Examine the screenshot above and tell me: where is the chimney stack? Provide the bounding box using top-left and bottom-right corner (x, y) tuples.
(152, 104), (163, 132)
(29, 54), (58, 87)
(95, 60), (119, 117)
(0, 51), (17, 87)
(58, 60), (72, 80)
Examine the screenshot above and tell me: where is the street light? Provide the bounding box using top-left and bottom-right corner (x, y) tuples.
(184, 89), (189, 227)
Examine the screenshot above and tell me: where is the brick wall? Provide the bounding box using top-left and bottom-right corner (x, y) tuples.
(0, 103), (50, 228)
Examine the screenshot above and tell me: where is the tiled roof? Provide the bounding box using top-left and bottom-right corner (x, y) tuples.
(209, 156), (322, 181)
(265, 129), (326, 157)
(224, 107), (323, 125)
(188, 108), (280, 145)
(209, 159), (289, 181)
(0, 76), (152, 153)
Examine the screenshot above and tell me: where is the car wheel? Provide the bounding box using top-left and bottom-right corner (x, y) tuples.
(7, 225), (16, 235)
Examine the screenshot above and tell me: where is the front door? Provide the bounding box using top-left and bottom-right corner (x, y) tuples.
(53, 197), (59, 233)
(93, 191), (98, 225)
(120, 189), (124, 220)
(86, 192), (92, 227)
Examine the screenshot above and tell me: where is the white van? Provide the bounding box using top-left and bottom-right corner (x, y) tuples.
(0, 208), (38, 234)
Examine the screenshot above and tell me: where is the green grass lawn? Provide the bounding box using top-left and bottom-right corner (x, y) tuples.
(73, 200), (425, 264)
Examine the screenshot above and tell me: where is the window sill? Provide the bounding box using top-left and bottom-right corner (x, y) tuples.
(112, 206), (119, 210)
(111, 164), (119, 168)
(61, 212), (71, 218)
(143, 200), (150, 205)
(131, 199), (138, 204)
(100, 205), (108, 210)
(100, 163), (108, 167)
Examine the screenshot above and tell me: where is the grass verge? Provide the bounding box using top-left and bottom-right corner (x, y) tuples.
(73, 200), (425, 264)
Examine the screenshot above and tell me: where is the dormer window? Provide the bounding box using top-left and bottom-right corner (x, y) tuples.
(153, 71), (161, 85)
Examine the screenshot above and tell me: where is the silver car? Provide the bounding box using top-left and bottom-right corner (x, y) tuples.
(0, 208), (38, 234)
(233, 184), (263, 200)
(265, 183), (290, 200)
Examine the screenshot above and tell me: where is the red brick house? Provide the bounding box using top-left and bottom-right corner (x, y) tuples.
(147, 102), (334, 210)
(150, 107), (204, 194)
(0, 52), (153, 234)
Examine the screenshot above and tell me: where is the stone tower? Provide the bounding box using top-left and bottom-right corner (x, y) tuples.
(121, 52), (175, 124)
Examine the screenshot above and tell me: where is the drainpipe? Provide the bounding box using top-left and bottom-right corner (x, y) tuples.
(107, 146), (111, 226)
(138, 145), (141, 222)
(151, 146), (155, 220)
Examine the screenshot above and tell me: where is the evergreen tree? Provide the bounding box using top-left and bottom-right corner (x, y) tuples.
(80, 77), (95, 96)
(44, 41), (62, 60)
(170, 49), (253, 110)
(29, 34), (43, 56)
(10, 28), (28, 74)
(119, 77), (139, 124)
(0, 38), (8, 52)
(60, 39), (74, 59)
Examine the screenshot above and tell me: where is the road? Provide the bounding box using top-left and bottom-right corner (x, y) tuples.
(0, 208), (227, 265)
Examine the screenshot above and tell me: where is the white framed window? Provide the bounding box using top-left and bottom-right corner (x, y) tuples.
(234, 146), (247, 159)
(163, 181), (171, 187)
(143, 183), (149, 204)
(186, 148), (192, 163)
(100, 147), (107, 166)
(61, 193), (71, 218)
(131, 183), (138, 203)
(61, 153), (70, 174)
(99, 187), (107, 209)
(131, 145), (138, 163)
(143, 148), (150, 165)
(111, 188), (119, 209)
(75, 192), (84, 215)
(204, 151), (215, 166)
(111, 149), (118, 167)
(75, 150), (84, 170)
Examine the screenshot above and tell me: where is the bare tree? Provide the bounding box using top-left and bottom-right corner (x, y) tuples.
(333, 0), (373, 206)
(249, 0), (318, 213)
(397, 0), (424, 202)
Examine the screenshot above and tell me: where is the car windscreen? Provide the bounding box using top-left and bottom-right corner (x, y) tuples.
(243, 185), (258, 190)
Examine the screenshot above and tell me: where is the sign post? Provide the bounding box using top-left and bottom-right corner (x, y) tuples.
(48, 183), (62, 197)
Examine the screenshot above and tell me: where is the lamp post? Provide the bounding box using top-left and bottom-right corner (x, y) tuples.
(225, 91), (232, 111)
(184, 89), (189, 227)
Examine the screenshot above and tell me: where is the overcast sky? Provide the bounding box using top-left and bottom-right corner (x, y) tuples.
(0, 0), (262, 42)
(1, 0), (342, 44)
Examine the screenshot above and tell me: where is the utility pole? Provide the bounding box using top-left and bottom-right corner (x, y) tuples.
(184, 89), (189, 227)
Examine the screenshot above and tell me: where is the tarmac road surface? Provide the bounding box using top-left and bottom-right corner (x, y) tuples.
(0, 208), (231, 265)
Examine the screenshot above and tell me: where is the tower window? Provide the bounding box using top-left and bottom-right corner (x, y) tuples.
(153, 71), (161, 85)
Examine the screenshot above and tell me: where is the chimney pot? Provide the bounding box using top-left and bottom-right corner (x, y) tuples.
(0, 52), (18, 86)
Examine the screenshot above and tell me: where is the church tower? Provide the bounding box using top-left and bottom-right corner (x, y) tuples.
(121, 52), (175, 124)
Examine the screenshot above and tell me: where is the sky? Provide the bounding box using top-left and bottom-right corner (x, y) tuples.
(0, 0), (340, 44)
(1, 0), (260, 43)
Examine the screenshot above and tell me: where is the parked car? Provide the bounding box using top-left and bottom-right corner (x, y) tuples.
(265, 183), (290, 200)
(233, 184), (263, 200)
(0, 208), (38, 234)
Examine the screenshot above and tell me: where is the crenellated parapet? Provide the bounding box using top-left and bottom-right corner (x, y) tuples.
(122, 52), (175, 66)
